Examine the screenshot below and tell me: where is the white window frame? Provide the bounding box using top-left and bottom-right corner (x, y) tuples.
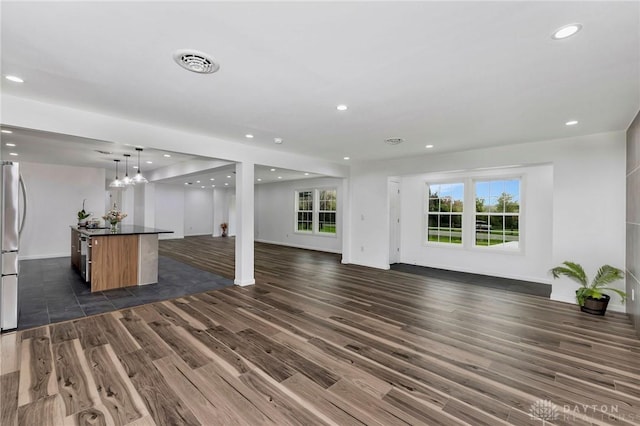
(424, 181), (465, 246)
(294, 187), (338, 236)
(317, 188), (337, 235)
(472, 177), (522, 251)
(295, 189), (314, 233)
(423, 175), (524, 252)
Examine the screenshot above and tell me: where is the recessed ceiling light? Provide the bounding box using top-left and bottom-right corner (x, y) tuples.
(173, 49), (220, 74)
(5, 75), (24, 83)
(201, 186), (205, 188)
(337, 104), (348, 111)
(245, 134), (254, 139)
(274, 138), (283, 144)
(226, 175), (231, 178)
(210, 178), (215, 181)
(257, 178), (262, 182)
(224, 183), (229, 186)
(196, 180), (201, 183)
(1, 130), (13, 134)
(212, 185), (215, 187)
(146, 161), (153, 164)
(270, 168), (276, 172)
(184, 182), (189, 185)
(163, 154), (171, 158)
(9, 153), (18, 156)
(277, 176), (283, 179)
(5, 143), (16, 147)
(133, 166), (139, 169)
(552, 23), (582, 40)
(425, 144), (434, 149)
(343, 156), (350, 160)
(385, 138), (404, 145)
(565, 120), (578, 126)
(304, 173), (309, 176)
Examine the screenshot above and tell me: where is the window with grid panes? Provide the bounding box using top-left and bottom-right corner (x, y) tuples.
(426, 183), (464, 244)
(296, 190), (313, 232)
(318, 189), (337, 234)
(474, 179), (520, 248)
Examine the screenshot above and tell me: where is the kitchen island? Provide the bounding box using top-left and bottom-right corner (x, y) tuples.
(70, 225), (172, 292)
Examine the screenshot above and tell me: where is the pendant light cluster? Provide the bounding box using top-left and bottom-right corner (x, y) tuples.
(109, 148), (149, 189)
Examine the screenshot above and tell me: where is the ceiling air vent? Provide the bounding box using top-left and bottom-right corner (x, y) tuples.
(173, 49), (220, 74)
(95, 150), (113, 155)
(384, 138), (404, 145)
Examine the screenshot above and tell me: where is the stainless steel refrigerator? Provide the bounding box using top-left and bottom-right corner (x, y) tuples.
(1, 161), (26, 331)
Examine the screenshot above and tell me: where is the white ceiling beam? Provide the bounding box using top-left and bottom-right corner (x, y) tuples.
(147, 159), (233, 182)
(2, 95), (350, 178)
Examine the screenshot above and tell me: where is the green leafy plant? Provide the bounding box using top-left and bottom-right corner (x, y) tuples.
(77, 199), (91, 220)
(550, 261), (626, 306)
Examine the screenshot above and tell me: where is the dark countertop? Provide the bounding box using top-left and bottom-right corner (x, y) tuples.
(72, 225), (173, 236)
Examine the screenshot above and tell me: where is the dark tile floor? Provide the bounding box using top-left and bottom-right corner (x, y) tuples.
(390, 263), (552, 297)
(16, 255), (233, 330)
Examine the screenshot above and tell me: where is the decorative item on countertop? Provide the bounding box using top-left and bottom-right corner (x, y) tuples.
(102, 203), (128, 232)
(550, 261), (626, 316)
(86, 218), (101, 229)
(77, 199), (92, 227)
(220, 222), (228, 237)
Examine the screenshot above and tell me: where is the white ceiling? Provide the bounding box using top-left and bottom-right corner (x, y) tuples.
(153, 163), (321, 189)
(1, 2), (639, 163)
(0, 126), (319, 187)
(0, 126), (200, 171)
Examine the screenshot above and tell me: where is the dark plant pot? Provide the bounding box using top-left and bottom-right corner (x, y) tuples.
(221, 232), (227, 238)
(580, 294), (610, 316)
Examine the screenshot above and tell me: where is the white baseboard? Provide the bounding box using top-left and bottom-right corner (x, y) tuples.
(184, 232), (213, 237)
(19, 252), (68, 260)
(255, 239), (342, 254)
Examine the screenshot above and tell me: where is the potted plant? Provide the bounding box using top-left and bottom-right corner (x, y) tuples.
(77, 199), (92, 227)
(220, 222), (228, 237)
(550, 261), (626, 316)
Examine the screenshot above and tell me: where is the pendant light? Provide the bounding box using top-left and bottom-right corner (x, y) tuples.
(122, 154), (135, 186)
(133, 147), (148, 184)
(109, 159), (125, 188)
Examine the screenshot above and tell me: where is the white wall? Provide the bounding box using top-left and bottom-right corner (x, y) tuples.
(131, 183), (156, 228)
(153, 184), (233, 238)
(212, 188), (227, 237)
(184, 187), (214, 236)
(19, 162), (105, 259)
(255, 177), (343, 253)
(154, 184), (185, 239)
(400, 165), (553, 283)
(348, 131), (627, 311)
(120, 185), (135, 225)
(133, 183), (145, 226)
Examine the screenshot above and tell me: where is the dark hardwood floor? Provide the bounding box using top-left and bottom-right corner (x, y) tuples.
(2, 236), (639, 425)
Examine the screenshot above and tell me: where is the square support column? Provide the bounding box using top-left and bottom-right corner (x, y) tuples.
(234, 161), (255, 286)
(341, 177), (351, 264)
